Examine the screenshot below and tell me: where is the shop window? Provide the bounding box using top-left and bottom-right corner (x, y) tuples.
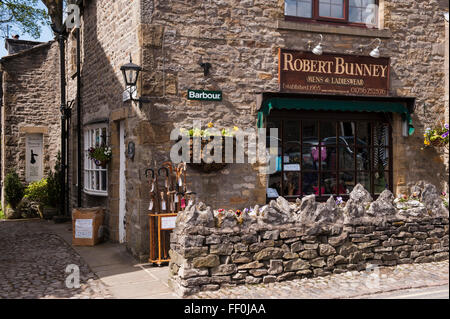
(84, 124), (108, 196)
(266, 112), (392, 201)
(284, 0), (378, 26)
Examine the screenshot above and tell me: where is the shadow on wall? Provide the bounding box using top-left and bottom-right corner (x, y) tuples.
(77, 1), (138, 252)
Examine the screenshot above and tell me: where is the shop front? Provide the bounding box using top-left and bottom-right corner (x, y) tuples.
(258, 49), (415, 202)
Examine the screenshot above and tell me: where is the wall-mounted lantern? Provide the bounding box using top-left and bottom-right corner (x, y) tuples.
(120, 55), (150, 107)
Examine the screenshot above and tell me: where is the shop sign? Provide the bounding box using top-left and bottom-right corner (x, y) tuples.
(279, 49), (390, 96)
(187, 90), (222, 101)
(26, 133), (43, 182)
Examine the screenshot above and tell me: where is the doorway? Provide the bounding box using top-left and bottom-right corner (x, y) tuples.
(119, 121), (126, 243)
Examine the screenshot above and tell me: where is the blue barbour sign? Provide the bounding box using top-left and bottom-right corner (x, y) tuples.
(187, 90), (222, 101)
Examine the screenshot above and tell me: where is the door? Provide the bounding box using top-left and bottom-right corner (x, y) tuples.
(119, 121), (126, 243)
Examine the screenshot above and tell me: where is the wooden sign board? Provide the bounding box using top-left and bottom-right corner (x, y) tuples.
(161, 216), (177, 230)
(279, 49), (390, 96)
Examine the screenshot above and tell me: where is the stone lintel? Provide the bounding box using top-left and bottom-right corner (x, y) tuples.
(110, 107), (129, 121)
(277, 20), (392, 39)
(19, 126), (48, 134)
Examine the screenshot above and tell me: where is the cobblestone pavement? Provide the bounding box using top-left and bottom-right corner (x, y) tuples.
(191, 261), (449, 299)
(0, 220), (113, 299)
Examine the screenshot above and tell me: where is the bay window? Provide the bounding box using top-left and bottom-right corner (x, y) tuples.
(84, 124), (108, 196)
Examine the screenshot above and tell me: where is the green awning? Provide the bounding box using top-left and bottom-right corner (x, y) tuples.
(257, 97), (414, 135)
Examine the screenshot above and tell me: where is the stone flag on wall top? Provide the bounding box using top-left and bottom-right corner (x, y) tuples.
(278, 49), (390, 96)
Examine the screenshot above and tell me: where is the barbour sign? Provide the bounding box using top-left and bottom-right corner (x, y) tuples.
(187, 90), (222, 101)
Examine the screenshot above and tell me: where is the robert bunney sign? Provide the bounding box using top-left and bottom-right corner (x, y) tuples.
(187, 90), (222, 101)
(279, 49), (390, 96)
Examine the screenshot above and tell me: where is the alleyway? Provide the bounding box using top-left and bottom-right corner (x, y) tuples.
(0, 219), (448, 299)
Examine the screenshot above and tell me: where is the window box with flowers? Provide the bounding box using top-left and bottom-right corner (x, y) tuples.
(423, 124), (449, 149)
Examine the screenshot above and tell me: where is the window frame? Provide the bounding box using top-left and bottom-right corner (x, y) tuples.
(284, 0), (379, 28)
(84, 123), (109, 197)
(266, 110), (393, 202)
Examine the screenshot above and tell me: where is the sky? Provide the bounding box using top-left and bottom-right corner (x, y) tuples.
(0, 2), (54, 58)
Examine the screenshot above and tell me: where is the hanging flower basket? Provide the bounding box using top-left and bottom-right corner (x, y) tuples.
(177, 123), (238, 174)
(88, 145), (112, 168)
(188, 137), (230, 173)
(94, 159), (109, 168)
(423, 124), (449, 149)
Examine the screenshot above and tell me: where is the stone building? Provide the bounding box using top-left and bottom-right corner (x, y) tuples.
(58, 0), (450, 261)
(0, 38), (61, 210)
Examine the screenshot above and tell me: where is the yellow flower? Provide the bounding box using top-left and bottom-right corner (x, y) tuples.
(208, 122), (214, 128)
(233, 126), (239, 131)
(424, 139), (430, 145)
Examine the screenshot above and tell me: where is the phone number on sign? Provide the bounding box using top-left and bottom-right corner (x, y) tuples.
(350, 87), (387, 95)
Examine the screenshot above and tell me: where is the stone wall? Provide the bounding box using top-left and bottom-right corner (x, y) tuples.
(0, 41), (61, 209)
(168, 182), (449, 296)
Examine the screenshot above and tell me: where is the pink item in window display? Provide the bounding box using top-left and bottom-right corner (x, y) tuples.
(311, 147), (327, 161)
(313, 186), (325, 195)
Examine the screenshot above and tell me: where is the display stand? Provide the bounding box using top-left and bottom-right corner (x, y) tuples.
(148, 213), (177, 265)
(146, 162), (193, 266)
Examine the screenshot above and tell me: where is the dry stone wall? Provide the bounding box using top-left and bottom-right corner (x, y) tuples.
(168, 183), (449, 297)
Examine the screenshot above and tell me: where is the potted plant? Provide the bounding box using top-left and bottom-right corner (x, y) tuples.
(88, 144), (112, 167)
(423, 123), (449, 148)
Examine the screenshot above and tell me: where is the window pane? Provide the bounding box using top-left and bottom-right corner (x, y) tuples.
(284, 142), (301, 167)
(320, 121), (336, 144)
(338, 147), (355, 170)
(284, 120), (300, 143)
(268, 172), (282, 198)
(319, 0), (343, 18)
(302, 120), (318, 142)
(321, 172), (337, 196)
(285, 0), (297, 16)
(357, 122), (371, 146)
(339, 172), (355, 194)
(349, 7), (362, 22)
(374, 171), (389, 194)
(357, 171), (372, 193)
(284, 172), (301, 196)
(302, 172), (318, 195)
(323, 146), (337, 170)
(331, 4), (343, 18)
(373, 147), (389, 171)
(298, 0), (312, 18)
(349, 0), (376, 23)
(374, 123), (389, 147)
(101, 171), (107, 191)
(356, 147), (371, 170)
(339, 121), (355, 146)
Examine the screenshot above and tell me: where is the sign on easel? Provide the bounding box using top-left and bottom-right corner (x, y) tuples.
(26, 134), (43, 182)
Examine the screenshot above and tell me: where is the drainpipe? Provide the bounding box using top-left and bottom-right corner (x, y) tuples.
(76, 27), (82, 208)
(52, 23), (68, 218)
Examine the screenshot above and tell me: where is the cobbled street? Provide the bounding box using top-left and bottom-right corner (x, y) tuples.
(0, 219), (448, 299)
(0, 220), (112, 299)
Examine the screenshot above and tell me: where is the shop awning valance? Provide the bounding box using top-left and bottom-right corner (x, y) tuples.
(257, 97), (415, 135)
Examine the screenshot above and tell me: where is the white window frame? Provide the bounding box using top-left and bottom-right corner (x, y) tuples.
(84, 123), (109, 196)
